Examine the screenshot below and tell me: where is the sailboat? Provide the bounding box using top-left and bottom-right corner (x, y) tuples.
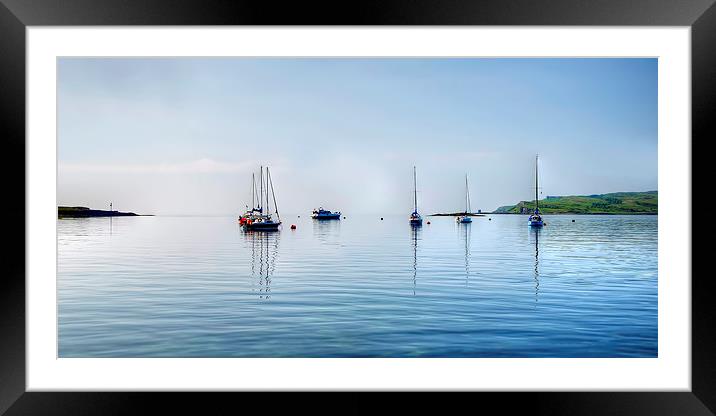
(239, 166), (282, 231)
(456, 174), (473, 223)
(409, 166), (423, 225)
(528, 155), (544, 227)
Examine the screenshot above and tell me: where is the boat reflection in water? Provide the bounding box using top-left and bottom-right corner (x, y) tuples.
(457, 220), (471, 285)
(530, 227), (541, 304)
(245, 229), (280, 300)
(312, 216), (341, 246)
(410, 224), (421, 295)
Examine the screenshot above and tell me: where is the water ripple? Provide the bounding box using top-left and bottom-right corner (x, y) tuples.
(58, 214), (657, 357)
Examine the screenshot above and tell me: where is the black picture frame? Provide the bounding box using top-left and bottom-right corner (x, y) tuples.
(1, 0), (711, 414)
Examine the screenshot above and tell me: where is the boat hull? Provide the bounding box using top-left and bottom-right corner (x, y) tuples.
(528, 220), (544, 227)
(409, 219), (423, 226)
(243, 222), (281, 231)
(312, 214), (341, 220)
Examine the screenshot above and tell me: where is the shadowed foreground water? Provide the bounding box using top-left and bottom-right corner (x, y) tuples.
(58, 214), (657, 357)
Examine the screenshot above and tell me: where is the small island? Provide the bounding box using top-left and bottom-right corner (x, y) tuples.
(492, 191), (657, 215)
(58, 206), (149, 218)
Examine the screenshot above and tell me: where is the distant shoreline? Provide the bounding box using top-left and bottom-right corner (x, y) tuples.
(58, 206), (152, 218)
(490, 212), (658, 215)
(493, 191), (657, 215)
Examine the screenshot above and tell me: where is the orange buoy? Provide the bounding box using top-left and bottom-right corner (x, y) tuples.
(290, 224), (297, 229)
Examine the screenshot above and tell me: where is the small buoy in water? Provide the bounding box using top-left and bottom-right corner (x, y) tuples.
(488, 218), (492, 221)
(343, 216), (346, 219)
(426, 221), (431, 225)
(298, 215), (300, 218)
(290, 224), (297, 229)
(380, 217), (384, 220)
(572, 219), (575, 222)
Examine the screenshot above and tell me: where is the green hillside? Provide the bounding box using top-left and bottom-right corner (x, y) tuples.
(493, 191), (657, 214)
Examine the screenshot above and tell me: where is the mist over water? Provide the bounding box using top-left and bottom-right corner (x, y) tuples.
(58, 214), (657, 357)
(58, 58), (657, 215)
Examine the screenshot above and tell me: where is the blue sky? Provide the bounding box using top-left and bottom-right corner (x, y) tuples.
(58, 58), (657, 215)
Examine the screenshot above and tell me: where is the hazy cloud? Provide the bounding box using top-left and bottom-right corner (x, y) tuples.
(58, 58), (657, 215)
(60, 158), (258, 174)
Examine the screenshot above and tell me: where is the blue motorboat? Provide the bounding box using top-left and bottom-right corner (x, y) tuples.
(409, 166), (423, 226)
(311, 207), (341, 220)
(528, 154), (545, 227)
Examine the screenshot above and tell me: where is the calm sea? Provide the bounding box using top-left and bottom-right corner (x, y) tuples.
(58, 214), (657, 357)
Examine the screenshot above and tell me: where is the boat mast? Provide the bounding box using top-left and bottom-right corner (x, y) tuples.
(259, 166), (264, 212)
(465, 174), (471, 214)
(413, 166), (418, 213)
(251, 173), (256, 210)
(535, 155), (539, 212)
(268, 167), (280, 221)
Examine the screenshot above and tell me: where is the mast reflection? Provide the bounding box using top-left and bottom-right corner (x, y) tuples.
(531, 227), (541, 304)
(410, 224), (421, 296)
(458, 221), (471, 285)
(245, 230), (280, 300)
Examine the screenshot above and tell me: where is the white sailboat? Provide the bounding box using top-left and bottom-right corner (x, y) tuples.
(456, 174), (472, 223)
(528, 155), (544, 227)
(409, 166), (423, 225)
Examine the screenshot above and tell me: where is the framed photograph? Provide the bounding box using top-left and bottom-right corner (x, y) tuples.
(2, 0), (712, 414)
